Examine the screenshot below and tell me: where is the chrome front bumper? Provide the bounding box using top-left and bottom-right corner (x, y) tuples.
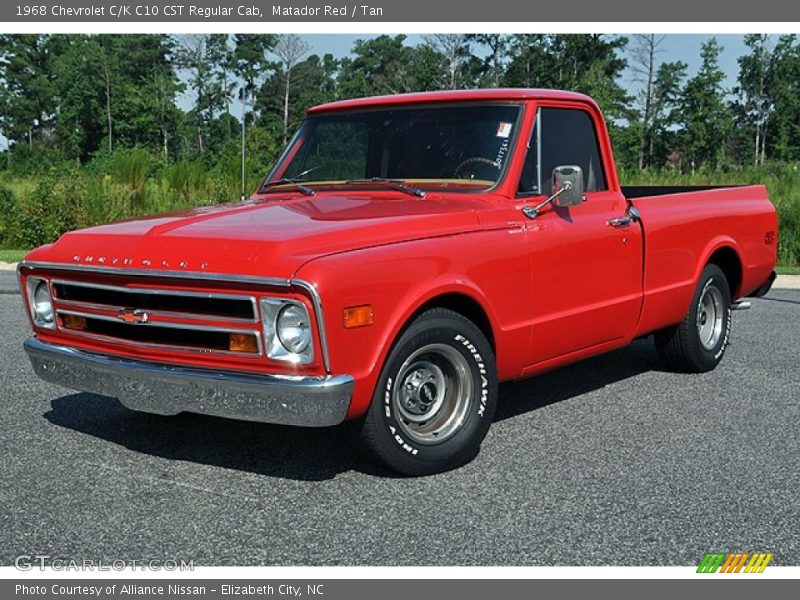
(24, 337), (353, 427)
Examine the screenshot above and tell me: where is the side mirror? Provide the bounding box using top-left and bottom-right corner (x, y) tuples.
(551, 165), (585, 207)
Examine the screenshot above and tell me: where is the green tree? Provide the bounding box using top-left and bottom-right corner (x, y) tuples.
(766, 36), (800, 161)
(51, 36), (105, 160)
(630, 34), (666, 168)
(678, 38), (732, 170)
(466, 34), (509, 88)
(504, 35), (630, 119)
(272, 34), (311, 144)
(51, 35), (178, 161)
(504, 34), (551, 88)
(734, 35), (776, 166)
(232, 34), (276, 124)
(0, 35), (57, 151)
(176, 35), (225, 153)
(256, 53), (339, 138)
(339, 35), (428, 97)
(207, 34), (236, 117)
(423, 34), (471, 89)
(648, 60), (688, 167)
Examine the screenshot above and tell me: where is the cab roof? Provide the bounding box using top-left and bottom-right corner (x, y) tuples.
(306, 88), (598, 114)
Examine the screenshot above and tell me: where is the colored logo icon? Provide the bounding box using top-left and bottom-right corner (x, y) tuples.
(697, 552), (773, 573)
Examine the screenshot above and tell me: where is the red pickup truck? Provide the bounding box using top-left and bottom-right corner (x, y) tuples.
(19, 89), (777, 475)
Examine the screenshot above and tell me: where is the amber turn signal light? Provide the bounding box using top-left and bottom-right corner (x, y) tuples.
(62, 314), (88, 331)
(343, 304), (374, 329)
(228, 333), (259, 353)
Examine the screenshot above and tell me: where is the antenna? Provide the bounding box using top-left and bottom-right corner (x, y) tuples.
(240, 87), (247, 203)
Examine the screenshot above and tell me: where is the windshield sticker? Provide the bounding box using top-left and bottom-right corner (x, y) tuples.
(496, 122), (512, 138)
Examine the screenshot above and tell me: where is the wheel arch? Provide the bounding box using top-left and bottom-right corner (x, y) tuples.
(403, 291), (496, 352)
(704, 243), (744, 299)
(376, 283), (503, 384)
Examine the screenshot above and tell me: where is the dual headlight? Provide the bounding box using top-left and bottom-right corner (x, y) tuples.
(26, 278), (55, 329)
(260, 298), (314, 364)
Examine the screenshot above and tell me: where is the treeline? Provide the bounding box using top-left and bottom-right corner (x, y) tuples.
(0, 34), (799, 264)
(3, 33), (800, 170)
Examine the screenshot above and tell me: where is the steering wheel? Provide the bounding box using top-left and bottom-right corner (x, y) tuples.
(452, 157), (501, 180)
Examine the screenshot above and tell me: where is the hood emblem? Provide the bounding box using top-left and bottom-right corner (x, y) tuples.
(72, 255), (207, 270)
(118, 308), (149, 324)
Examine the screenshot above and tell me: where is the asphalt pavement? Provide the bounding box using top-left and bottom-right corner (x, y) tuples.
(0, 269), (797, 565)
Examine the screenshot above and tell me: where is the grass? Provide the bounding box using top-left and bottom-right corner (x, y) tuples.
(0, 249), (26, 263)
(776, 265), (800, 275)
(1, 158), (798, 268)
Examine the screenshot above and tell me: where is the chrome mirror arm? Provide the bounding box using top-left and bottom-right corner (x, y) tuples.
(522, 181), (572, 220)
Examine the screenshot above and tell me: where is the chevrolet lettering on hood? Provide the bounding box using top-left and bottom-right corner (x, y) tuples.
(71, 255), (208, 270)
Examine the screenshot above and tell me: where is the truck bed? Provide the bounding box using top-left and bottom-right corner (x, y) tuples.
(629, 184), (777, 337)
(622, 185), (743, 199)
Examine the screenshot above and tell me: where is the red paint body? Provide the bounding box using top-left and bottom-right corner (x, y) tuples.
(19, 90), (778, 420)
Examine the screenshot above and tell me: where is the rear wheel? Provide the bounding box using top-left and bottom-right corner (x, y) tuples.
(361, 308), (498, 476)
(655, 263), (732, 373)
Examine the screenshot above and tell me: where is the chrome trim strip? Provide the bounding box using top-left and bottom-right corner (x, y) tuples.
(535, 106), (542, 194)
(54, 299), (256, 324)
(26, 276), (56, 330)
(291, 279), (331, 372)
(56, 309), (265, 357)
(260, 297), (314, 365)
(24, 337), (353, 427)
(51, 278), (258, 323)
(20, 261), (291, 287)
(51, 328), (264, 359)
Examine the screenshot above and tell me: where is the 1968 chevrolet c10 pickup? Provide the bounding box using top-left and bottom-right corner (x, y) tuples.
(19, 89), (778, 475)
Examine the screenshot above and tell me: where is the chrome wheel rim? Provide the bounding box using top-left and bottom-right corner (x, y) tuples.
(697, 283), (724, 350)
(393, 343), (473, 445)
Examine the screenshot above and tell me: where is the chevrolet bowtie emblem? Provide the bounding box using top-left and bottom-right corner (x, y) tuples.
(118, 308), (149, 324)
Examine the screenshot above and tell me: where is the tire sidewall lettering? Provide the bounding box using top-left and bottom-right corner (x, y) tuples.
(714, 305), (731, 360)
(381, 330), (486, 457)
(700, 275), (731, 361)
(454, 334), (489, 418)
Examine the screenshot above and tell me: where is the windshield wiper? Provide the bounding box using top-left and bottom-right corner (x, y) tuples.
(344, 178), (426, 198)
(261, 177), (317, 196)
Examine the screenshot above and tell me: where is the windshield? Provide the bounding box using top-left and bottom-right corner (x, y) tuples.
(265, 103), (522, 192)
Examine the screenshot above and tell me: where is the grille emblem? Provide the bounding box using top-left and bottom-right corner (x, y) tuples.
(118, 308), (149, 324)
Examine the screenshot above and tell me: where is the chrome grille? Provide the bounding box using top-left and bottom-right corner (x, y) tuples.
(52, 280), (257, 322)
(50, 279), (263, 357)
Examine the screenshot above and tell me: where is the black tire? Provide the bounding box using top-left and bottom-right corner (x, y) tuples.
(361, 308), (498, 476)
(655, 263), (732, 373)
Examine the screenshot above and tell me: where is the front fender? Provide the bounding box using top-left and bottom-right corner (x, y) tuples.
(294, 230), (531, 419)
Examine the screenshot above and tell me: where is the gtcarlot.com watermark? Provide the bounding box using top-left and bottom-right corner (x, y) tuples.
(15, 554), (194, 571)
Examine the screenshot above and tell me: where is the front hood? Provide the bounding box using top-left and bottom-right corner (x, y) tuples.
(30, 192), (493, 279)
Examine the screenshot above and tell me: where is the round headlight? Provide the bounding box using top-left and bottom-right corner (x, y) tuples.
(33, 280), (54, 323)
(276, 304), (311, 354)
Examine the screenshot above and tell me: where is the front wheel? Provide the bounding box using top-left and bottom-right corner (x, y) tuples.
(361, 308), (498, 476)
(655, 263), (732, 373)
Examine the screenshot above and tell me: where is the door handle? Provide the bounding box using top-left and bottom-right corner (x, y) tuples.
(607, 215), (632, 228)
(607, 206), (641, 228)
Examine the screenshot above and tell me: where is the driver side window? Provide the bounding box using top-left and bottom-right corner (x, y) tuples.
(518, 107), (607, 196)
